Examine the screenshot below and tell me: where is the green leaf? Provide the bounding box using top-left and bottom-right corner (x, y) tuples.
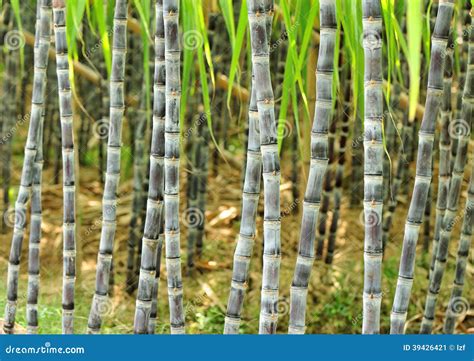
(407, 0), (423, 121)
(219, 0), (235, 49)
(92, 0), (112, 76)
(226, 0), (248, 107)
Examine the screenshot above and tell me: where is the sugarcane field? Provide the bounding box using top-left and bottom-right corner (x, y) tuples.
(0, 0), (472, 338)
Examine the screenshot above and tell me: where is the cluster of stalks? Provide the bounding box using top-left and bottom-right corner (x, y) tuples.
(0, 0), (471, 336)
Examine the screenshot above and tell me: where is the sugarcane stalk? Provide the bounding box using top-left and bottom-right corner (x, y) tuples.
(420, 16), (473, 333)
(26, 21), (46, 327)
(186, 127), (201, 272)
(26, 108), (46, 334)
(52, 0), (78, 334)
(126, 98), (147, 294)
(87, 0), (128, 334)
(3, 0), (51, 334)
(390, 0), (455, 334)
(162, 0), (185, 334)
(443, 164), (473, 334)
(146, 0), (166, 334)
(451, 6), (471, 174)
(429, 34), (454, 278)
(224, 81), (261, 334)
(288, 0), (335, 334)
(195, 120), (209, 258)
(361, 0), (384, 334)
(246, 0), (282, 334)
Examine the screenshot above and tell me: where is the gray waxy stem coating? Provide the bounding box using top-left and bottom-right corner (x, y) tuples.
(52, 0), (78, 334)
(163, 0), (185, 334)
(25, 2), (47, 335)
(288, 0), (335, 334)
(443, 165), (473, 334)
(428, 36), (454, 280)
(361, 0), (384, 334)
(420, 14), (473, 334)
(390, 0), (455, 334)
(186, 113), (209, 271)
(87, 0), (128, 334)
(247, 0), (282, 334)
(195, 122), (209, 258)
(224, 82), (261, 334)
(3, 0), (51, 335)
(133, 0), (166, 334)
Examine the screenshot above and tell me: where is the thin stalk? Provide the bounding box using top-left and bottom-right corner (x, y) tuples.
(163, 0), (185, 334)
(186, 126), (200, 272)
(147, 0), (166, 334)
(26, 113), (45, 334)
(52, 0), (78, 334)
(390, 0), (455, 334)
(247, 0), (282, 334)
(443, 164), (473, 334)
(26, 5), (47, 328)
(288, 0), (335, 334)
(88, 0), (128, 334)
(451, 5), (471, 174)
(3, 0), (51, 334)
(361, 0), (384, 334)
(429, 35), (454, 278)
(195, 121), (209, 258)
(126, 97), (147, 295)
(224, 83), (261, 334)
